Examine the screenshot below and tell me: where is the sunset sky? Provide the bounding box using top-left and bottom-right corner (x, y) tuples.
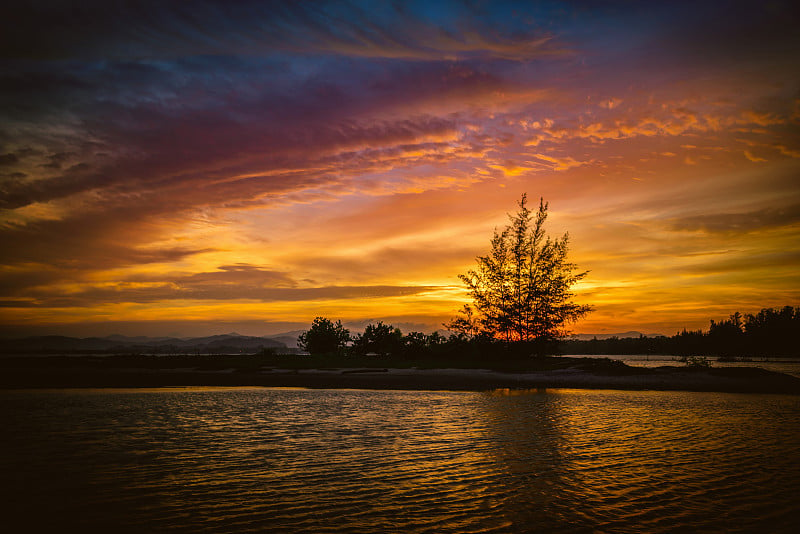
(1, 0), (798, 338)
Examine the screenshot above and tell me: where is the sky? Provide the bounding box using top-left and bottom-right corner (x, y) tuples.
(1, 0), (798, 338)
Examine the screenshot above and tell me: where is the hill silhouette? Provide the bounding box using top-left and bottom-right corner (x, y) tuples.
(0, 333), (287, 355)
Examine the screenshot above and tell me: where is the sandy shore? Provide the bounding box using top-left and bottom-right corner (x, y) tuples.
(2, 365), (799, 394)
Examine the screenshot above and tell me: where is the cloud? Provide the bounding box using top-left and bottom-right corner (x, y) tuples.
(1, 0), (799, 336)
(743, 150), (767, 163)
(0, 111), (469, 211)
(599, 98), (623, 110)
(0, 153), (19, 166)
(0, 207), (215, 273)
(4, 55), (525, 212)
(1, 48), (532, 282)
(682, 249), (800, 277)
(180, 264), (297, 285)
(0, 1), (564, 61)
(31, 280), (443, 307)
(0, 257), (445, 307)
(530, 153), (589, 171)
(0, 299), (37, 308)
(669, 205), (800, 234)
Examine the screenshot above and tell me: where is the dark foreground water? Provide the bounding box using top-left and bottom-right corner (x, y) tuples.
(1, 388), (799, 533)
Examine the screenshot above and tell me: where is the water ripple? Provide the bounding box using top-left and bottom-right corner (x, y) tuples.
(1, 388), (799, 532)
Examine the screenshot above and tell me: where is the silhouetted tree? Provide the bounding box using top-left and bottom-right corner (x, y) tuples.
(425, 331), (447, 347)
(402, 331), (428, 354)
(672, 328), (706, 356)
(743, 306), (799, 356)
(351, 321), (403, 356)
(448, 194), (591, 346)
(708, 312), (744, 358)
(298, 317), (350, 355)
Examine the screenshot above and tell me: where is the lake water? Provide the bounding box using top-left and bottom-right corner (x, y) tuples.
(2, 387), (798, 533)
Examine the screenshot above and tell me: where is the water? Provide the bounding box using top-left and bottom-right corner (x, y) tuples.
(2, 387), (799, 533)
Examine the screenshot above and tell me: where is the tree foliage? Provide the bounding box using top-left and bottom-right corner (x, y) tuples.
(297, 317), (350, 355)
(351, 321), (403, 356)
(449, 194), (591, 343)
(560, 306), (800, 358)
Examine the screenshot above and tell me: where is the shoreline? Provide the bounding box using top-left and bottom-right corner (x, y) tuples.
(3, 365), (800, 394)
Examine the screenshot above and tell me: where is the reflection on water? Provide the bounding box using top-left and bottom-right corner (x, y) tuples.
(1, 387), (798, 532)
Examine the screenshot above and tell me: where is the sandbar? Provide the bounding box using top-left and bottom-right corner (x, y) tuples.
(2, 364), (799, 394)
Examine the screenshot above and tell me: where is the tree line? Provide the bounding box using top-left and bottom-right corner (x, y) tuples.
(560, 306), (800, 358)
(300, 305), (799, 360)
(298, 316), (591, 361)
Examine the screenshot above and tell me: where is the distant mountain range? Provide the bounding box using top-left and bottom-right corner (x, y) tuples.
(567, 331), (664, 341)
(261, 329), (665, 346)
(0, 333), (288, 355)
(0, 331), (667, 355)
